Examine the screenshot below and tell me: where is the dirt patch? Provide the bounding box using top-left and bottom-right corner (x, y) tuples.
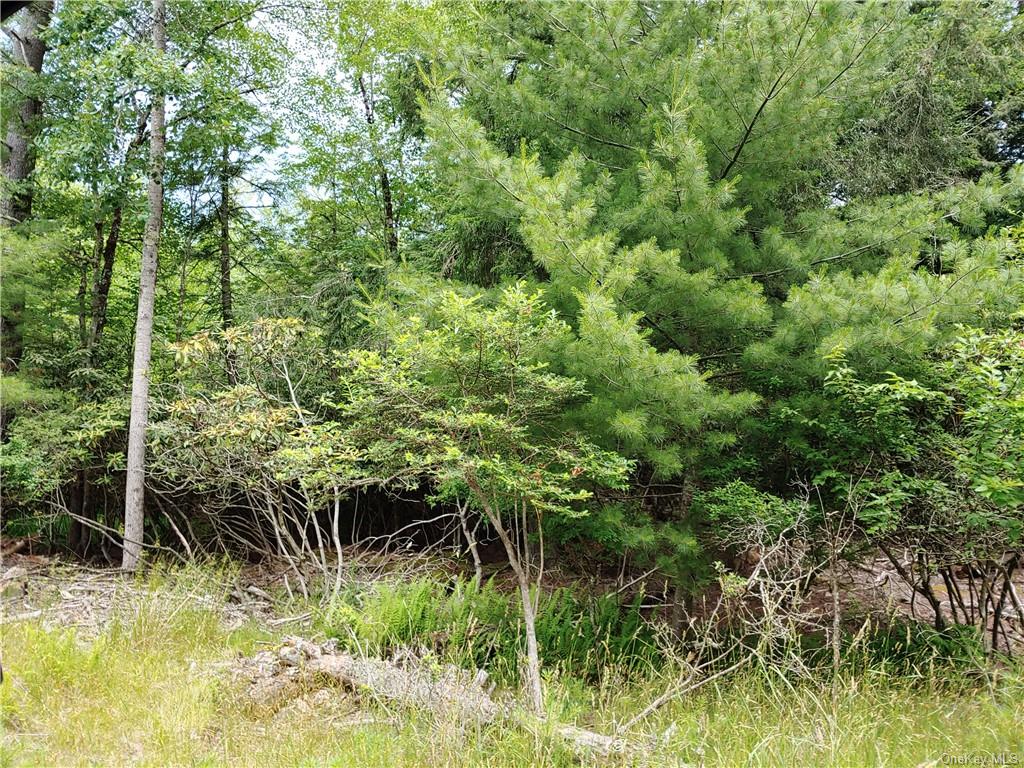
(807, 554), (1024, 650)
(0, 553), (281, 636)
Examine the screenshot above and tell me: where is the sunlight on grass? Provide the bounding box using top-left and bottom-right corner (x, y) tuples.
(1, 570), (1022, 768)
(655, 673), (1024, 766)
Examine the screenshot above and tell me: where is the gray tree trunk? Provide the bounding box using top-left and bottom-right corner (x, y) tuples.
(465, 475), (544, 714)
(0, 0), (52, 226)
(122, 0), (167, 571)
(458, 499), (483, 583)
(219, 143), (233, 330)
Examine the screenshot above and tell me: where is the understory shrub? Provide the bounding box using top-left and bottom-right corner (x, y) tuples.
(314, 576), (662, 684)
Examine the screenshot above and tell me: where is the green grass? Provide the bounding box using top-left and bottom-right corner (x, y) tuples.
(313, 576), (661, 685)
(639, 672), (1024, 766)
(1, 566), (1021, 767)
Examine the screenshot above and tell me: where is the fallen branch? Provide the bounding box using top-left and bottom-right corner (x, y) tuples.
(618, 654), (751, 733)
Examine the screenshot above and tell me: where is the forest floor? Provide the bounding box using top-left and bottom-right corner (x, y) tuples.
(1, 552), (1022, 767)
(805, 554), (1024, 652)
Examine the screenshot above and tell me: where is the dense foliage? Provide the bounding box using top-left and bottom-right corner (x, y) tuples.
(2, 0), (1023, 660)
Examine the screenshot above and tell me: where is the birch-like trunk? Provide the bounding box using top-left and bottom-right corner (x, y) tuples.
(465, 474), (544, 713)
(121, 0), (166, 571)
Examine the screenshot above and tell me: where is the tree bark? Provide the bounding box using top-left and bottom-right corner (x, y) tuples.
(0, 0), (52, 227)
(378, 157), (398, 256)
(465, 473), (544, 714)
(85, 114), (149, 357)
(87, 215), (104, 338)
(670, 583), (686, 639)
(176, 190), (198, 346)
(77, 257), (88, 347)
(66, 471), (85, 554)
(67, 468), (95, 558)
(122, 0), (166, 572)
(87, 206), (122, 355)
(219, 143), (233, 329)
(458, 498), (483, 583)
(219, 142), (238, 384)
(0, 1), (51, 370)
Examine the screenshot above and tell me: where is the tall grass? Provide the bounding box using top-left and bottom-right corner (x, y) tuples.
(1, 565), (1021, 767)
(313, 576), (662, 683)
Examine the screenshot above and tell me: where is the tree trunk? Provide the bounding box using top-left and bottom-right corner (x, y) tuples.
(85, 114), (149, 357)
(670, 583), (686, 639)
(219, 143), (233, 329)
(458, 499), (483, 583)
(121, 0), (166, 572)
(378, 158), (398, 256)
(0, 0), (52, 227)
(88, 206), (122, 355)
(176, 191), (198, 346)
(516, 557), (544, 714)
(66, 472), (84, 555)
(916, 554), (947, 631)
(87, 216), (104, 338)
(77, 257), (88, 347)
(0, 1), (51, 371)
(219, 143), (238, 384)
(67, 468), (95, 558)
(465, 474), (544, 714)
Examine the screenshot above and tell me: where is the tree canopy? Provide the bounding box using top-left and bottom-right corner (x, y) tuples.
(2, 0), (1023, 673)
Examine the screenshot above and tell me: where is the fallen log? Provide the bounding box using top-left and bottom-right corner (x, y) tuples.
(272, 636), (636, 757)
(306, 644), (501, 723)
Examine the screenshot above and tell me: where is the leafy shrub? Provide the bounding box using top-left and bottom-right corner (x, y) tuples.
(0, 392), (127, 514)
(943, 323), (1024, 517)
(0, 374), (63, 415)
(696, 480), (807, 539)
(315, 576), (661, 684)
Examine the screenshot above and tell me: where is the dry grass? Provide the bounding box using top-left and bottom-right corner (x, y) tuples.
(1, 563), (1022, 767)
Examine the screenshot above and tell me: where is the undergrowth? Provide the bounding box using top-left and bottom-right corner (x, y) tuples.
(0, 564), (1021, 767)
(313, 576), (661, 684)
